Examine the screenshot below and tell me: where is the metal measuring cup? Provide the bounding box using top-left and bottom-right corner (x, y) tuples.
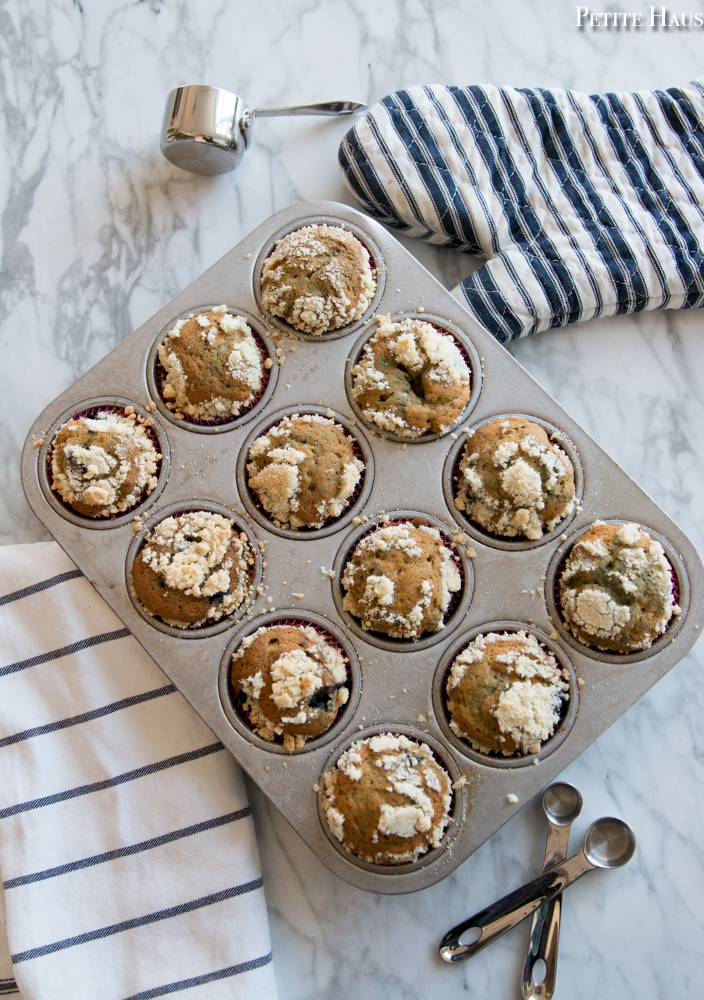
(160, 84), (366, 175)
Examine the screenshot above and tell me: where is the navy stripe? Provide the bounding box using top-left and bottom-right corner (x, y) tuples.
(426, 87), (500, 255)
(0, 684), (177, 748)
(122, 953), (273, 1000)
(338, 130), (411, 232)
(11, 879), (263, 963)
(0, 628), (131, 678)
(388, 90), (482, 251)
(369, 105), (436, 239)
(521, 86), (648, 318)
(502, 88), (597, 320)
(451, 87), (544, 336)
(562, 89), (651, 313)
(0, 742), (224, 818)
(0, 569), (83, 606)
(4, 807), (251, 888)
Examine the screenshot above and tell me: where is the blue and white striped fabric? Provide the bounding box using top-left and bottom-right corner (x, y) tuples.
(0, 542), (277, 1000)
(339, 81), (704, 341)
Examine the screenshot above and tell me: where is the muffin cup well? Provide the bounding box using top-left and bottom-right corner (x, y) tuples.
(125, 500), (262, 638)
(235, 404), (375, 540)
(316, 723), (465, 875)
(544, 519), (689, 664)
(218, 609), (362, 755)
(344, 313), (483, 445)
(431, 621), (579, 769)
(147, 305), (278, 434)
(253, 216), (387, 342)
(331, 510), (474, 652)
(38, 397), (170, 530)
(443, 412), (584, 550)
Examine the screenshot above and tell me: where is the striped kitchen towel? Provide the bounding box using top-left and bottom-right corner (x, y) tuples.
(338, 81), (704, 341)
(0, 542), (277, 1000)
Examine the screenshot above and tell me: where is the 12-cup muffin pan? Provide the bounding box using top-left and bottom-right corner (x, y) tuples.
(21, 201), (704, 894)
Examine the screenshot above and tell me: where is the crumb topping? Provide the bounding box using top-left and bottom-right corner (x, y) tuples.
(51, 410), (160, 517)
(351, 316), (470, 438)
(447, 631), (567, 756)
(322, 733), (452, 864)
(135, 511), (254, 627)
(559, 521), (678, 651)
(232, 624), (349, 752)
(455, 417), (575, 540)
(261, 224), (376, 335)
(247, 413), (364, 528)
(158, 306), (263, 421)
(342, 523), (462, 639)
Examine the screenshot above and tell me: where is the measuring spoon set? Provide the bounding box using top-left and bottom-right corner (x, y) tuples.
(440, 783), (636, 999)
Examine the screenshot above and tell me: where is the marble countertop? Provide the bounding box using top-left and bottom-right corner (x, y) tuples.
(2, 2), (703, 997)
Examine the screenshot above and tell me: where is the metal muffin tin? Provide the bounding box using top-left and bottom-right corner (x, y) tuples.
(21, 201), (704, 895)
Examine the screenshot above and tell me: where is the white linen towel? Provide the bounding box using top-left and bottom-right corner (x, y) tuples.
(0, 542), (278, 1000)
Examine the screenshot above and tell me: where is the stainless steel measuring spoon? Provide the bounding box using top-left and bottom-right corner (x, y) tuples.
(521, 783), (583, 999)
(161, 85), (366, 175)
(439, 817), (636, 964)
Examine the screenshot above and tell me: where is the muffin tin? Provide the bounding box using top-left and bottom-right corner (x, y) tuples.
(22, 201), (704, 894)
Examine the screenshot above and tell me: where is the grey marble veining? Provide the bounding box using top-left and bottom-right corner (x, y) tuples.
(1, 1), (703, 997)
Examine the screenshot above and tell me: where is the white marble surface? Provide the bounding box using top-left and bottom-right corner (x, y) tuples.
(1, 1), (703, 997)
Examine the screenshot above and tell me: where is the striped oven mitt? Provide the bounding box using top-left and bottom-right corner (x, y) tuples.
(0, 542), (277, 1000)
(338, 81), (704, 341)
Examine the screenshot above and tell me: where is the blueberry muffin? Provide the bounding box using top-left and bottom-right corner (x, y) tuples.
(559, 521), (679, 652)
(231, 624), (349, 751)
(131, 511), (254, 628)
(341, 521), (462, 639)
(321, 733), (452, 864)
(247, 414), (364, 528)
(261, 224), (376, 335)
(351, 316), (470, 438)
(50, 410), (160, 517)
(455, 417), (575, 540)
(446, 631), (568, 756)
(158, 305), (264, 421)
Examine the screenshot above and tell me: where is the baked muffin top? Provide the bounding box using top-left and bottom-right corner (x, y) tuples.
(455, 417), (575, 540)
(261, 224), (376, 335)
(231, 624), (349, 752)
(559, 521), (679, 652)
(321, 733), (452, 864)
(51, 410), (160, 518)
(446, 631), (568, 756)
(132, 511), (254, 628)
(351, 316), (470, 438)
(341, 521), (461, 639)
(247, 413), (364, 528)
(158, 306), (264, 421)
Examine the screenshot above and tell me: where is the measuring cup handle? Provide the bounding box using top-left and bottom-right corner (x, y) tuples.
(439, 854), (589, 963)
(251, 101), (366, 118)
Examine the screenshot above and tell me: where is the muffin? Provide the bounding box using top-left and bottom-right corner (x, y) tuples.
(260, 224), (376, 335)
(50, 409), (160, 518)
(455, 417), (575, 540)
(247, 414), (364, 528)
(558, 521), (680, 652)
(158, 305), (264, 421)
(131, 511), (254, 628)
(351, 315), (470, 438)
(341, 521), (462, 639)
(231, 624), (349, 751)
(446, 631), (568, 756)
(321, 733), (452, 864)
